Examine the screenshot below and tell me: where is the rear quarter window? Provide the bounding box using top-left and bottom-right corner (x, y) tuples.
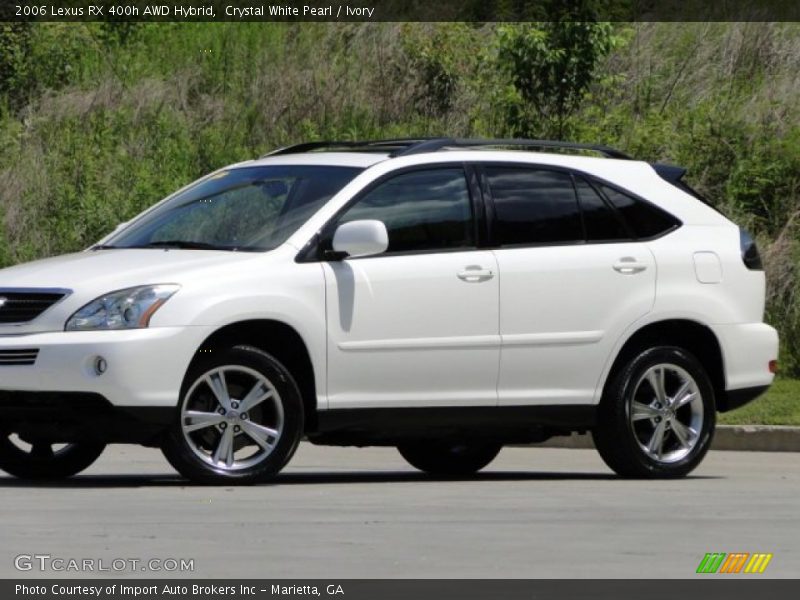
(596, 183), (679, 239)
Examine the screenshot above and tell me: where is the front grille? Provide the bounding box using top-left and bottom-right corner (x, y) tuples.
(0, 348), (39, 366)
(0, 291), (66, 323)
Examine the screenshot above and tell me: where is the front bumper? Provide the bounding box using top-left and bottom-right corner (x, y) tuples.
(0, 326), (213, 407)
(0, 391), (174, 444)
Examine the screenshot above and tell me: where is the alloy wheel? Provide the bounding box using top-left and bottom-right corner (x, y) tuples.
(180, 365), (284, 471)
(628, 363), (704, 463)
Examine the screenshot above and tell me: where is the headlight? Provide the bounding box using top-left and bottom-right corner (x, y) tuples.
(65, 285), (180, 331)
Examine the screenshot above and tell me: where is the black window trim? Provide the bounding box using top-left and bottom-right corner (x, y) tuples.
(475, 161), (682, 249)
(296, 162), (488, 263)
(569, 172), (589, 242)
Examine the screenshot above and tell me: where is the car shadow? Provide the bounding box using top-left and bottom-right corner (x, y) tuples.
(0, 470), (720, 488)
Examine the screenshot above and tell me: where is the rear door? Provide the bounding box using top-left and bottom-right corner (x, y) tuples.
(481, 165), (657, 407)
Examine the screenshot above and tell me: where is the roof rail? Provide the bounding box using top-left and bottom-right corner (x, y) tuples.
(390, 138), (632, 159)
(262, 137), (632, 160)
(262, 138), (439, 157)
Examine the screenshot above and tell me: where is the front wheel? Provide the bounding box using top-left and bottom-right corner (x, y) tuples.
(0, 437), (105, 479)
(398, 441), (501, 476)
(161, 345), (304, 484)
(593, 346), (716, 478)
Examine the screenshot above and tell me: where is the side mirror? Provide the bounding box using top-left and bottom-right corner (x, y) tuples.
(331, 220), (389, 259)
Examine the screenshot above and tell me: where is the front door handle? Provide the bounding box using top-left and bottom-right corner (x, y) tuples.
(457, 265), (494, 283)
(613, 257), (648, 274)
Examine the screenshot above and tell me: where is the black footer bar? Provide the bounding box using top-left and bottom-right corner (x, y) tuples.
(5, 579), (800, 600)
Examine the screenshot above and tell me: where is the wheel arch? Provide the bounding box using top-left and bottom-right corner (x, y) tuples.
(602, 319), (727, 410)
(191, 320), (319, 431)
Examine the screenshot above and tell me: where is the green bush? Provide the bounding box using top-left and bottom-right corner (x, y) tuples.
(492, 21), (619, 138)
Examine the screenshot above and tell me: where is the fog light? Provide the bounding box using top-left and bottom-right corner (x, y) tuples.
(94, 356), (107, 375)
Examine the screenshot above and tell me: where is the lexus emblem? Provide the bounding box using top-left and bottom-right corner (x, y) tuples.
(0, 297), (6, 308)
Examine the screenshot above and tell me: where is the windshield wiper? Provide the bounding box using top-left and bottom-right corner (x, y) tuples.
(130, 240), (234, 250)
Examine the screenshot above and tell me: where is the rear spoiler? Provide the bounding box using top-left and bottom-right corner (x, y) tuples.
(651, 163), (712, 206)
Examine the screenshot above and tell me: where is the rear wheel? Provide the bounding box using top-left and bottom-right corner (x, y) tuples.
(398, 441), (501, 475)
(161, 345), (304, 484)
(593, 346), (715, 478)
(0, 436), (105, 479)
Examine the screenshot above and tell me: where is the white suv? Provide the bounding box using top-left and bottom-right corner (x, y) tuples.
(0, 138), (778, 483)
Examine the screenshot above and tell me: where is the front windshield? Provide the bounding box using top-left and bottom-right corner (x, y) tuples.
(103, 165), (363, 251)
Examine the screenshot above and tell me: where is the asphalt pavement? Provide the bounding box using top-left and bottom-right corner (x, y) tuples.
(0, 444), (797, 578)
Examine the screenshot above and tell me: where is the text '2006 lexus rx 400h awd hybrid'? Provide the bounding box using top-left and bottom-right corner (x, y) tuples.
(0, 138), (778, 483)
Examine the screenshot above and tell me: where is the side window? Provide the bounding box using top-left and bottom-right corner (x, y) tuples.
(574, 177), (631, 242)
(485, 167), (582, 246)
(597, 183), (678, 239)
(338, 168), (474, 254)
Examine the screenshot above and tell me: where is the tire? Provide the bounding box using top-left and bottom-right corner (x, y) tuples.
(0, 438), (105, 480)
(161, 345), (304, 484)
(592, 346), (716, 478)
(398, 441), (501, 476)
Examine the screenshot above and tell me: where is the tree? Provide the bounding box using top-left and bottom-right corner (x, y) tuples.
(0, 23), (32, 109)
(494, 20), (617, 138)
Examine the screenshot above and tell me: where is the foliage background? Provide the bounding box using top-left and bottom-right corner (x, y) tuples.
(0, 21), (798, 375)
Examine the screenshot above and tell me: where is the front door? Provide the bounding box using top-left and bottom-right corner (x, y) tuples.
(323, 167), (500, 409)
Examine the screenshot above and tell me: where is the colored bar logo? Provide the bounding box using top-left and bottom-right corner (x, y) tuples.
(696, 553), (773, 574)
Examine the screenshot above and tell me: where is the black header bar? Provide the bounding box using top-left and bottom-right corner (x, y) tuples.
(1, 1), (799, 22)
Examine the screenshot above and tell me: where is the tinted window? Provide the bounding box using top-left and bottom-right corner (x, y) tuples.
(598, 184), (678, 239)
(339, 168), (473, 254)
(486, 167), (582, 245)
(575, 177), (631, 241)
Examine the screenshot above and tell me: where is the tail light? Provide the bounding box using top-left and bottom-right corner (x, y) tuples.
(740, 229), (763, 270)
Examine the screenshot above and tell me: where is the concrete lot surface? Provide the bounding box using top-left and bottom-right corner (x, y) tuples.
(0, 444), (797, 578)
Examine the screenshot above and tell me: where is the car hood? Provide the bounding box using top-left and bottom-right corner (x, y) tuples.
(0, 248), (258, 289)
(0, 249), (268, 334)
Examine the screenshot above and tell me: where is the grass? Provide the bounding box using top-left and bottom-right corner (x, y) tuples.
(719, 378), (800, 426)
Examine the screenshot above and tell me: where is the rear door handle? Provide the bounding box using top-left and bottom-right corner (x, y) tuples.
(613, 257), (648, 274)
(457, 265), (494, 282)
